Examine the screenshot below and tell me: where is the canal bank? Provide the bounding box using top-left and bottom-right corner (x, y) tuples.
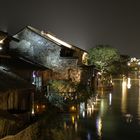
(0, 103), (62, 140)
(2, 79), (140, 140)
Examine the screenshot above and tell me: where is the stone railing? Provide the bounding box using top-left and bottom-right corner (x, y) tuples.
(0, 122), (38, 140)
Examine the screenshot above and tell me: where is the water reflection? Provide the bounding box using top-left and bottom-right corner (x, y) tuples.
(63, 113), (79, 134)
(96, 116), (102, 139)
(80, 102), (85, 118)
(80, 96), (97, 118)
(125, 113), (133, 123)
(10, 79), (140, 140)
(121, 78), (128, 114)
(127, 77), (131, 89)
(109, 93), (112, 106)
(138, 79), (140, 121)
(87, 132), (92, 140)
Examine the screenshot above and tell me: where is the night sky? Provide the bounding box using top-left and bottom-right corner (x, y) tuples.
(1, 0), (140, 57)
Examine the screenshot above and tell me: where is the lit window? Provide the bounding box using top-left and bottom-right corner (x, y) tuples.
(82, 52), (88, 65)
(32, 71), (42, 90)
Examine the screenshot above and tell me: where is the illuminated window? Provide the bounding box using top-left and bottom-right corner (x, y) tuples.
(32, 71), (42, 90)
(82, 52), (88, 65)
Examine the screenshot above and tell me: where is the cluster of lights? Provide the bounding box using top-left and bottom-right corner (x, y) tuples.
(130, 57), (137, 62)
(128, 57), (140, 66)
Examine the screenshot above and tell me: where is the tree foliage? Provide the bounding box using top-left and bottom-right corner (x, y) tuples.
(88, 44), (120, 72)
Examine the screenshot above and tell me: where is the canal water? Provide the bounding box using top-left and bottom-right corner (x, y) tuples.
(36, 79), (140, 140)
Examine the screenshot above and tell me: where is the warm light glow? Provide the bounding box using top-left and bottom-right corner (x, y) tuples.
(63, 122), (67, 130)
(127, 62), (130, 66)
(100, 100), (105, 116)
(138, 61), (140, 66)
(82, 52), (88, 65)
(0, 39), (4, 44)
(122, 77), (127, 87)
(97, 72), (102, 75)
(31, 107), (35, 115)
(71, 115), (75, 124)
(138, 79), (140, 121)
(31, 92), (35, 115)
(131, 57), (137, 62)
(0, 46), (2, 50)
(127, 77), (131, 89)
(70, 105), (77, 112)
(75, 121), (78, 132)
(47, 33), (72, 48)
(87, 106), (92, 116)
(121, 78), (127, 114)
(86, 97), (96, 116)
(35, 104), (46, 113)
(42, 105), (46, 108)
(109, 93), (112, 106)
(96, 117), (102, 138)
(82, 111), (85, 118)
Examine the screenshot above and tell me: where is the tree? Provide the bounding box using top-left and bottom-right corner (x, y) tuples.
(112, 55), (130, 76)
(88, 44), (120, 73)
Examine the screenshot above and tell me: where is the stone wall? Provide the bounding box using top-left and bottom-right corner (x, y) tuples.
(42, 66), (94, 86)
(10, 27), (93, 87)
(10, 28), (78, 71)
(0, 122), (39, 140)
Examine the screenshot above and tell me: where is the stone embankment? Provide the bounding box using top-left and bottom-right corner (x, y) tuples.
(0, 121), (38, 140)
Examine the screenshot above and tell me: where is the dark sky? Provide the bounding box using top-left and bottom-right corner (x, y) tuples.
(1, 0), (140, 57)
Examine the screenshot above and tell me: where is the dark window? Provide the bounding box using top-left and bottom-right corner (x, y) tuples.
(60, 46), (74, 57)
(0, 57), (9, 65)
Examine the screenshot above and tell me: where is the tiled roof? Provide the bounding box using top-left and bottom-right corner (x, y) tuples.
(15, 25), (87, 52)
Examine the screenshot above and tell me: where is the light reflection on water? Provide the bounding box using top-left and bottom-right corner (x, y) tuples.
(62, 79), (140, 139)
(33, 79), (140, 140)
(121, 78), (128, 114)
(138, 79), (140, 121)
(96, 116), (102, 139)
(109, 93), (112, 106)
